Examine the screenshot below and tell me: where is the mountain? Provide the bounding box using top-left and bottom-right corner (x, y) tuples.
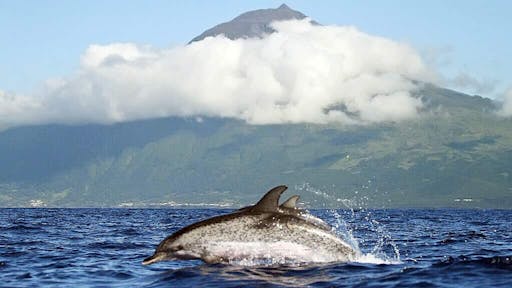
(189, 4), (311, 43)
(1, 83), (511, 208)
(1, 5), (511, 208)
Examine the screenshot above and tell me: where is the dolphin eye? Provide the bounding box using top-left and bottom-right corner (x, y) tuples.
(171, 245), (183, 252)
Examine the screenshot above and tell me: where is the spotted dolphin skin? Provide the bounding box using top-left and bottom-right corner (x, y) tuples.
(143, 185), (357, 265)
(237, 193), (332, 231)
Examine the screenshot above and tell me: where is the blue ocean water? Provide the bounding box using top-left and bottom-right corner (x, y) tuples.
(1, 208), (511, 287)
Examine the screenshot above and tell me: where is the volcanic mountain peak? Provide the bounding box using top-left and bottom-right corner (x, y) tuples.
(189, 4), (311, 43)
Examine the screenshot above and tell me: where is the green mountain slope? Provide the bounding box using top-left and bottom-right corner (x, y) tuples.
(1, 85), (511, 208)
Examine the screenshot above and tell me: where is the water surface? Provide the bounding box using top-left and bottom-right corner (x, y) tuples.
(1, 208), (511, 287)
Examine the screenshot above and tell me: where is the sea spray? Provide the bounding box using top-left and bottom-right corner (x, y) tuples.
(296, 182), (401, 264)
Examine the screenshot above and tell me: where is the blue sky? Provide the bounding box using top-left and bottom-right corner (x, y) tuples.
(1, 0), (510, 98)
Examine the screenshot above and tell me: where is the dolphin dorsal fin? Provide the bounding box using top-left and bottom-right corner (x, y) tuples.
(250, 185), (288, 213)
(280, 195), (300, 209)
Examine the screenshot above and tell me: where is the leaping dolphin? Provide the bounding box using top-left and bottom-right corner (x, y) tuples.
(143, 185), (357, 265)
(237, 193), (332, 231)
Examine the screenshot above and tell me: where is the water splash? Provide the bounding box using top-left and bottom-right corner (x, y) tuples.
(330, 208), (360, 252)
(296, 182), (402, 265)
(355, 253), (402, 265)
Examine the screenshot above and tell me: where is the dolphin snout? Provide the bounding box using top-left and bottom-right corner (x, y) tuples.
(142, 252), (168, 265)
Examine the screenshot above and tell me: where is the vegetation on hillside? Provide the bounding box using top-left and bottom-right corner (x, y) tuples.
(0, 85), (511, 208)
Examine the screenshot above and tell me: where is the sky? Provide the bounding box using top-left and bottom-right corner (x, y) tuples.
(0, 0), (511, 127)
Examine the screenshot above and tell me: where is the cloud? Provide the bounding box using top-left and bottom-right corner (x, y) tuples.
(0, 90), (43, 129)
(418, 45), (497, 97)
(450, 72), (497, 95)
(498, 88), (512, 117)
(0, 19), (435, 128)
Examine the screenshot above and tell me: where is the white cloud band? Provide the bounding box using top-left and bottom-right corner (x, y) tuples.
(498, 89), (512, 117)
(1, 19), (435, 128)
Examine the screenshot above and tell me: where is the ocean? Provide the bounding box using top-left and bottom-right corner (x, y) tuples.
(1, 208), (511, 287)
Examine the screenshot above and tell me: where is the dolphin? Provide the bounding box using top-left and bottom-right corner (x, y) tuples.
(143, 185), (357, 265)
(237, 194), (332, 231)
(277, 195), (332, 231)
